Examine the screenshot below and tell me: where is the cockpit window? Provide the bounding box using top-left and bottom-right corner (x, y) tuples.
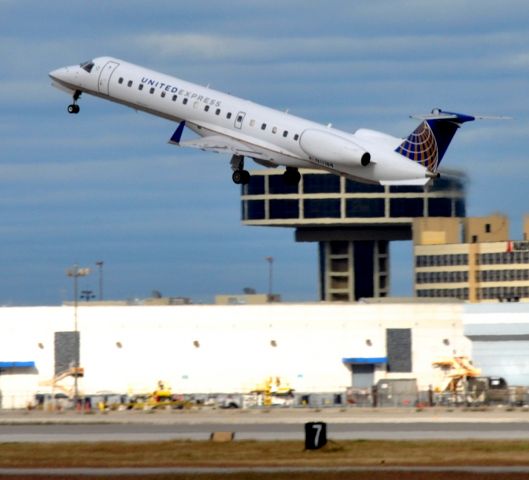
(80, 61), (95, 73)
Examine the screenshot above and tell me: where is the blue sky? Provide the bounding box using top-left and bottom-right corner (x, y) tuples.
(0, 0), (528, 305)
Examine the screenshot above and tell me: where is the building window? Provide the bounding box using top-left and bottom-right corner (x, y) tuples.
(485, 223), (491, 233)
(386, 329), (412, 372)
(244, 200), (265, 220)
(304, 174), (340, 194)
(269, 199), (299, 219)
(390, 198), (424, 217)
(304, 199), (341, 219)
(346, 199), (384, 218)
(244, 175), (265, 195)
(346, 180), (384, 193)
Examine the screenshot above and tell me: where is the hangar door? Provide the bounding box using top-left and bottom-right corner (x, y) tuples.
(351, 364), (375, 388)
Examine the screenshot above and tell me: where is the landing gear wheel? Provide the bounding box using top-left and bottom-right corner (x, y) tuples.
(232, 169), (250, 185)
(67, 104), (80, 114)
(283, 167), (301, 186)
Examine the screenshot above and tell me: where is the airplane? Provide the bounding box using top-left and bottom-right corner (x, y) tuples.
(49, 57), (485, 187)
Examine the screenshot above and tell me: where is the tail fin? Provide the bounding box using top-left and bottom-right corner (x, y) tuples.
(395, 109), (475, 172)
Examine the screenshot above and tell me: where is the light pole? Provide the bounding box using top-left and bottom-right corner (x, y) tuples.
(80, 290), (95, 302)
(66, 265), (91, 407)
(265, 256), (274, 300)
(95, 261), (104, 300)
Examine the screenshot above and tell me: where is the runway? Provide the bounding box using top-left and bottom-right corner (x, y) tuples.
(1, 465), (529, 476)
(2, 407), (529, 442)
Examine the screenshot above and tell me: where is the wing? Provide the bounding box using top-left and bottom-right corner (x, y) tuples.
(173, 135), (265, 157)
(168, 121), (267, 158)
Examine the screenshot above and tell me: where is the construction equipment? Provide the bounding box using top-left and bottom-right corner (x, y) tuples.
(432, 356), (481, 404)
(38, 367), (84, 397)
(251, 377), (295, 407)
(127, 381), (189, 410)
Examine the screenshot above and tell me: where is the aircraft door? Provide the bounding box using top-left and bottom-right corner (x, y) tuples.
(234, 111), (246, 129)
(98, 61), (120, 95)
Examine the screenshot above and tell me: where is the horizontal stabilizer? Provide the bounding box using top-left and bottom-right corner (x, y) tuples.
(411, 109), (510, 122)
(380, 178), (429, 187)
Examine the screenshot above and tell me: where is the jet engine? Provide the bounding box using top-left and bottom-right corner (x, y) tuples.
(299, 129), (371, 167)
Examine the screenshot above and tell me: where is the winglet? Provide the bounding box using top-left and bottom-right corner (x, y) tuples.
(169, 121), (186, 145)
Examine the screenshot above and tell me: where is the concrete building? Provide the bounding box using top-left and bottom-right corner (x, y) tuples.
(0, 301), (471, 409)
(2, 301), (529, 409)
(414, 215), (529, 302)
(464, 303), (529, 386)
(241, 168), (465, 301)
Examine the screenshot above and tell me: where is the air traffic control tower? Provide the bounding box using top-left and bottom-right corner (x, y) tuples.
(241, 169), (465, 301)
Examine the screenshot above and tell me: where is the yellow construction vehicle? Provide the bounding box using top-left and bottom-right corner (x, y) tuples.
(128, 381), (189, 410)
(251, 376), (294, 407)
(432, 356), (481, 404)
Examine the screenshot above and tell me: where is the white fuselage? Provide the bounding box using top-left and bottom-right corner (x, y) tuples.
(49, 57), (430, 185)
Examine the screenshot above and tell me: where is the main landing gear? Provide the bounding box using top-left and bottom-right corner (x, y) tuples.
(231, 154), (250, 185)
(67, 90), (82, 114)
(283, 167), (301, 186)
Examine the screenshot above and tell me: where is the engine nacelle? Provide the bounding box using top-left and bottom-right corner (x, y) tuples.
(299, 129), (371, 168)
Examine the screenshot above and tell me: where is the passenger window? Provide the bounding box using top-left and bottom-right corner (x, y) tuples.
(183, 98), (188, 105)
(283, 131), (288, 137)
(250, 120), (255, 127)
(205, 105), (210, 112)
(118, 77), (124, 84)
(272, 127), (277, 134)
(172, 95), (177, 101)
(215, 109), (221, 115)
(294, 134), (299, 141)
(261, 123), (267, 130)
(127, 80), (133, 87)
(149, 87), (155, 94)
(227, 112), (232, 119)
(161, 91), (166, 98)
(138, 84), (144, 91)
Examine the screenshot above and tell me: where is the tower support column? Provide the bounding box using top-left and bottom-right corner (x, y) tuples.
(319, 240), (389, 302)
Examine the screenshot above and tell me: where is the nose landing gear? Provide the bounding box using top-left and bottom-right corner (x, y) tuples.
(67, 90), (82, 114)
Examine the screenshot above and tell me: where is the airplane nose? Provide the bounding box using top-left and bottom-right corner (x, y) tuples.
(49, 67), (69, 82)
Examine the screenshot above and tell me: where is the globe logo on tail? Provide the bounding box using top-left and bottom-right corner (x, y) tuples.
(395, 121), (439, 172)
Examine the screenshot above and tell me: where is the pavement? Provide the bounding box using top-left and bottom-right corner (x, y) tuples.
(1, 406), (529, 442)
(1, 405), (529, 425)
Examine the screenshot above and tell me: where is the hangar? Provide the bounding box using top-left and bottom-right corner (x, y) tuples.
(1, 300), (528, 409)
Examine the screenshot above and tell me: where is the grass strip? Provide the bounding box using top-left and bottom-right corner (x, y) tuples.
(0, 440), (529, 468)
